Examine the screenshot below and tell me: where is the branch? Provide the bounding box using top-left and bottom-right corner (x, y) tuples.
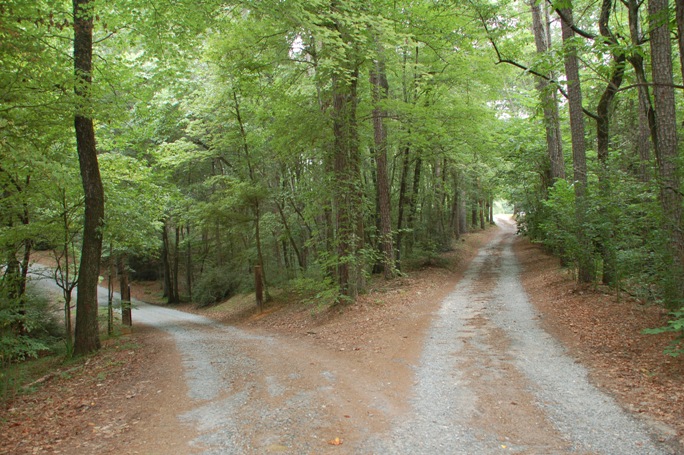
(615, 82), (684, 93)
(0, 165), (24, 193)
(494, 58), (599, 121)
(549, 0), (597, 40)
(472, 0), (600, 120)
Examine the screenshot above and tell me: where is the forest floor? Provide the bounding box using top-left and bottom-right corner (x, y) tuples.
(1, 219), (683, 454)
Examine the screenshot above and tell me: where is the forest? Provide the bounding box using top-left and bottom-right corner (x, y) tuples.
(1, 0), (684, 362)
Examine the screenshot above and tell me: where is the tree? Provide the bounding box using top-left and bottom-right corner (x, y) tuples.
(648, 0), (684, 305)
(73, 0), (104, 355)
(559, 2), (593, 283)
(529, 0), (564, 186)
(371, 43), (395, 279)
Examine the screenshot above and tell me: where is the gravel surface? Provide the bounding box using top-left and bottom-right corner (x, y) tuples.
(365, 219), (668, 454)
(113, 219), (674, 454)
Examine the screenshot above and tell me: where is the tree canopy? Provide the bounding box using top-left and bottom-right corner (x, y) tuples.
(2, 0), (684, 355)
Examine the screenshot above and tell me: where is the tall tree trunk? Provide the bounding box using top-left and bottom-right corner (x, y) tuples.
(396, 144), (411, 268)
(73, 0), (103, 355)
(636, 89), (653, 182)
(471, 202), (477, 228)
(173, 225), (180, 302)
(489, 197), (495, 225)
(458, 189), (467, 234)
(676, 0), (684, 85)
(560, 3), (594, 283)
(626, 0), (654, 182)
(107, 244), (114, 336)
(594, 0), (626, 286)
(530, 0), (565, 183)
(185, 224), (192, 301)
(371, 56), (395, 279)
(450, 181), (461, 238)
(233, 90), (269, 300)
(161, 222), (175, 303)
(332, 66), (362, 298)
(118, 254), (131, 326)
(406, 155), (422, 253)
(275, 200), (305, 270)
(649, 0), (684, 305)
(479, 200), (486, 230)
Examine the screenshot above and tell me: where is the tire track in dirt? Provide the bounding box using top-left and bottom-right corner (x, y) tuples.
(371, 217), (670, 454)
(129, 217), (672, 454)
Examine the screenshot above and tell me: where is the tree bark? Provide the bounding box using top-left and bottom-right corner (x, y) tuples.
(450, 183), (460, 238)
(371, 57), (395, 279)
(118, 254), (131, 326)
(161, 222), (177, 303)
(625, 0), (654, 182)
(530, 0), (565, 183)
(406, 155), (422, 252)
(479, 200), (486, 230)
(595, 0), (625, 286)
(396, 144), (411, 268)
(471, 203), (477, 229)
(233, 90), (268, 299)
(185, 224), (192, 301)
(332, 67), (362, 298)
(73, 0), (103, 355)
(458, 189), (467, 234)
(676, 0), (684, 85)
(560, 3), (594, 283)
(275, 200), (305, 270)
(649, 0), (684, 304)
(173, 226), (180, 301)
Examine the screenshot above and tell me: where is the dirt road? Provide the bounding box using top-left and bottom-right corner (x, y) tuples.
(127, 217), (671, 454)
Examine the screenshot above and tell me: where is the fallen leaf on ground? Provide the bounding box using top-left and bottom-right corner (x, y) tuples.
(327, 437), (343, 445)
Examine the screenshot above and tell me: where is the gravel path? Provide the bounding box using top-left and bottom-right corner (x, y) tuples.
(369, 218), (670, 454)
(116, 219), (673, 454)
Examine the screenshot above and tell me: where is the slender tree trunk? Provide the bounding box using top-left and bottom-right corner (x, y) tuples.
(107, 244), (114, 336)
(676, 0), (684, 85)
(118, 254), (131, 326)
(450, 183), (460, 238)
(479, 200), (486, 230)
(18, 193), (31, 299)
(233, 90), (269, 299)
(471, 203), (477, 228)
(625, 0), (654, 182)
(530, 0), (565, 183)
(73, 0), (103, 355)
(636, 90), (652, 182)
(489, 197), (495, 225)
(560, 3), (594, 283)
(458, 189), (467, 234)
(275, 200), (305, 270)
(396, 144), (411, 268)
(332, 66), (361, 298)
(161, 223), (174, 302)
(594, 0), (626, 286)
(649, 0), (684, 305)
(371, 56), (395, 279)
(185, 224), (192, 301)
(406, 155), (422, 252)
(173, 226), (180, 301)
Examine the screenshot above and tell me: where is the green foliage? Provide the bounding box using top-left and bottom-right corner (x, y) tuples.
(643, 310), (684, 357)
(289, 276), (341, 310)
(193, 266), (247, 307)
(538, 180), (582, 264)
(403, 240), (454, 271)
(0, 290), (62, 366)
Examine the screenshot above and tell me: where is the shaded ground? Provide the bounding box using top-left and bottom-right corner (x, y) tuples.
(1, 220), (682, 453)
(514, 237), (684, 446)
